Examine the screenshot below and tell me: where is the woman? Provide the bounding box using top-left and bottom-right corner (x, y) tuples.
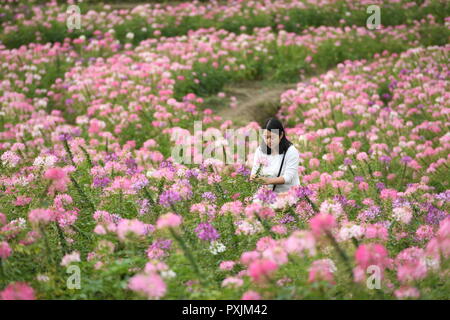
(250, 117), (300, 193)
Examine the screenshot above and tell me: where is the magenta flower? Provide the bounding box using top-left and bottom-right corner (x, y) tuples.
(194, 222), (220, 241)
(0, 282), (36, 300)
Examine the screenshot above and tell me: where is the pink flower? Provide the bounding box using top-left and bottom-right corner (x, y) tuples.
(415, 225), (434, 241)
(0, 282), (36, 300)
(395, 247), (427, 283)
(308, 259), (337, 284)
(380, 188), (398, 200)
(309, 213), (336, 237)
(240, 251), (260, 265)
(60, 251), (80, 267)
(394, 286), (420, 300)
(14, 196), (32, 206)
(117, 219), (150, 241)
(356, 152), (368, 161)
(156, 213), (182, 229)
(222, 277), (243, 288)
(28, 208), (54, 226)
(392, 207), (413, 224)
(44, 167), (66, 180)
(241, 290), (261, 300)
(248, 259), (278, 283)
(219, 261), (235, 271)
(364, 224), (388, 241)
(0, 241), (12, 259)
(44, 167), (70, 194)
(355, 243), (390, 270)
(128, 273), (166, 300)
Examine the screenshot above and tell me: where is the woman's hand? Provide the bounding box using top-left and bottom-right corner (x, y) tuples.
(250, 175), (266, 184)
(250, 176), (285, 185)
(260, 177), (285, 185)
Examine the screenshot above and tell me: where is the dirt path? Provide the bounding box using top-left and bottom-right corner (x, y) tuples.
(217, 81), (298, 127)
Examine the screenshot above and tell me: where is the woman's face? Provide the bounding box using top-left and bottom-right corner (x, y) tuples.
(263, 129), (283, 150)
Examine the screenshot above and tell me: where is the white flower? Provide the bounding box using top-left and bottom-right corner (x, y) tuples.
(338, 224), (364, 241)
(36, 274), (50, 282)
(126, 32), (134, 40)
(209, 241), (226, 255)
(160, 270), (176, 279)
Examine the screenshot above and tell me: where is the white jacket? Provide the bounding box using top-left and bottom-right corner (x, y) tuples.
(251, 144), (300, 193)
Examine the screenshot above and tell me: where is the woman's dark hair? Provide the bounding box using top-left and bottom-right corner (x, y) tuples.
(260, 117), (292, 155)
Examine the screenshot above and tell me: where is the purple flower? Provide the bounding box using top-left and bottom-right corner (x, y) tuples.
(93, 176), (111, 188)
(379, 155), (391, 164)
(159, 190), (182, 207)
(388, 81), (397, 89)
(236, 165), (250, 176)
(195, 223), (220, 241)
(354, 176), (365, 183)
(393, 198), (411, 208)
(201, 192), (216, 201)
(185, 169), (199, 179)
(294, 186), (313, 198)
(160, 160), (175, 171)
(436, 191), (450, 202)
(425, 205), (447, 225)
(149, 238), (172, 251)
(256, 188), (277, 204)
(344, 158), (353, 166)
(58, 132), (72, 142)
(125, 157), (138, 175)
(382, 93), (391, 100)
(400, 156), (412, 164)
(333, 195), (353, 207)
(375, 182), (385, 190)
(399, 69), (410, 75)
(132, 177), (149, 191)
(137, 199), (150, 215)
(105, 152), (118, 162)
(358, 206), (381, 221)
(279, 215), (295, 224)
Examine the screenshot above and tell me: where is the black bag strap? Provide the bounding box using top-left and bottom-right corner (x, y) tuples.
(272, 147), (288, 192)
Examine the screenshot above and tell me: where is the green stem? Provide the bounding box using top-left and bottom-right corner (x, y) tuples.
(71, 224), (93, 240)
(63, 139), (76, 167)
(79, 145), (93, 168)
(55, 222), (69, 255)
(40, 226), (54, 266)
(347, 164), (356, 177)
(143, 187), (156, 206)
(326, 231), (353, 278)
(70, 174), (96, 212)
(398, 163), (407, 190)
(169, 227), (203, 281)
(364, 160), (374, 180)
(255, 214), (276, 238)
(305, 195), (319, 213)
(0, 259), (5, 285)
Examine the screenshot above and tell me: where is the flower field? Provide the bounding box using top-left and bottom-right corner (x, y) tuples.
(0, 0), (449, 300)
